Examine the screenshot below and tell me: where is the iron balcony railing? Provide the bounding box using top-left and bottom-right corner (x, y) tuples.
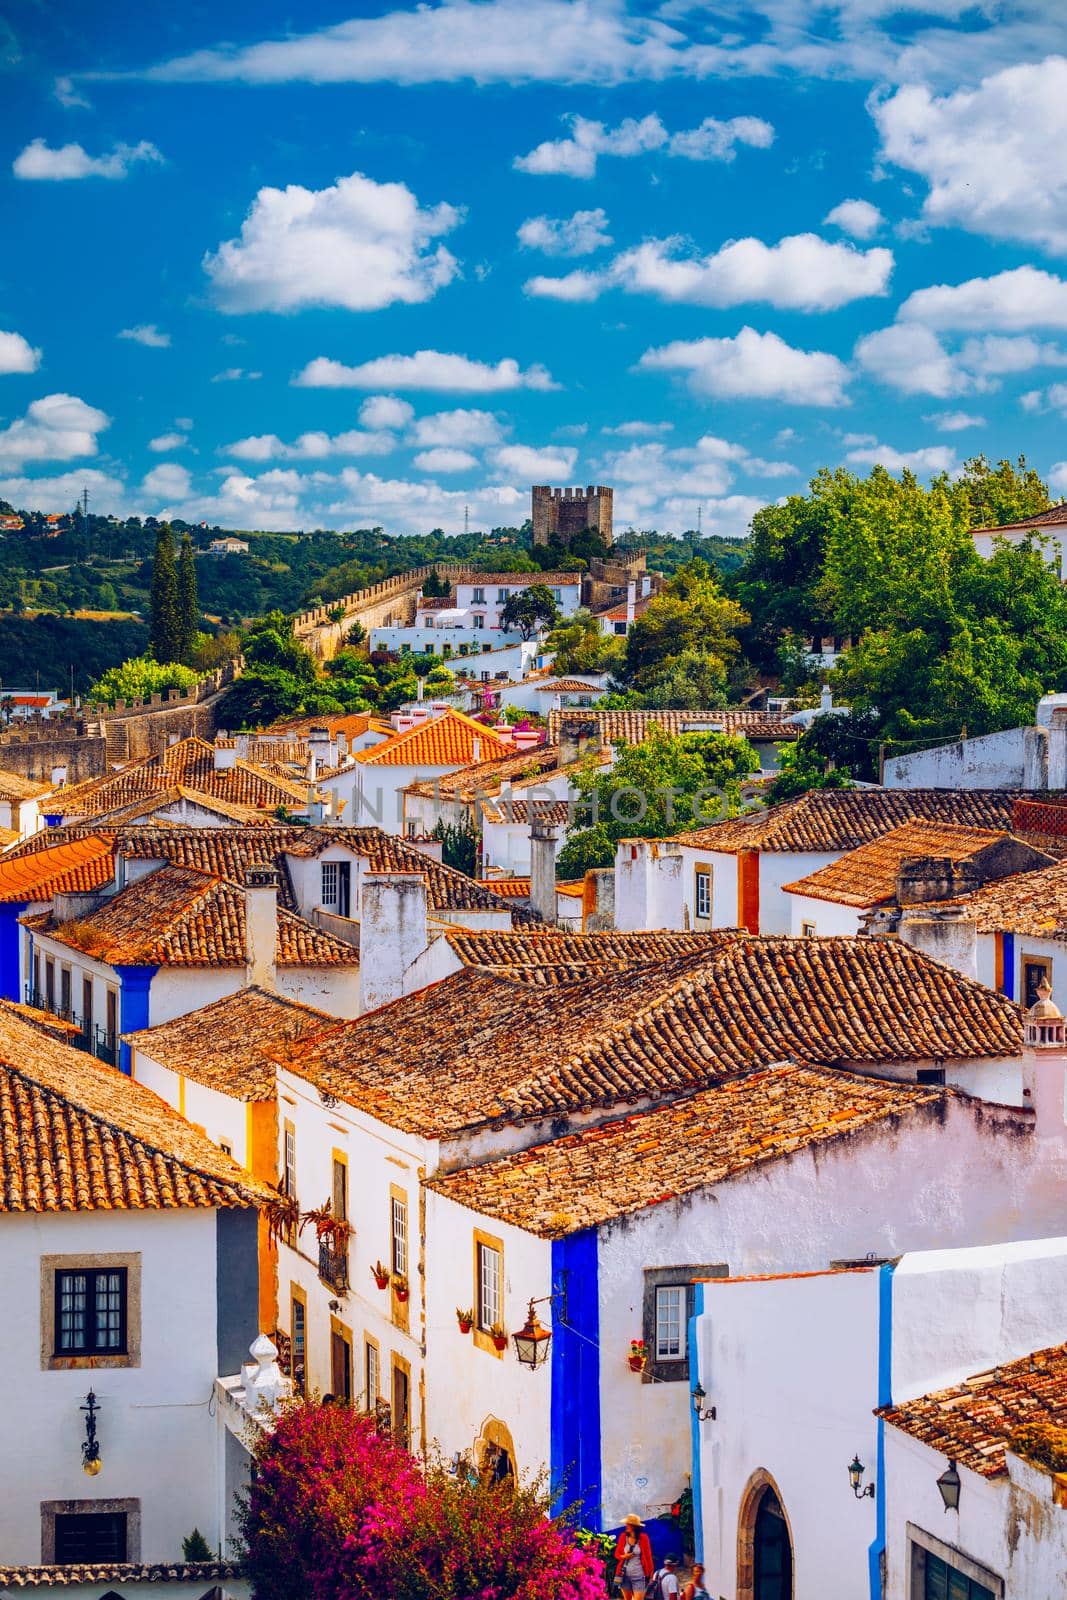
(23, 985), (117, 1065)
(318, 1239), (350, 1293)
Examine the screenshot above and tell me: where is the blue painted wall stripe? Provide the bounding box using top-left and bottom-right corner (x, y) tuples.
(688, 1281), (705, 1563)
(868, 1262), (894, 1600)
(0, 902), (28, 1003)
(115, 964), (157, 1075)
(1002, 931), (1015, 999)
(550, 1229), (602, 1530)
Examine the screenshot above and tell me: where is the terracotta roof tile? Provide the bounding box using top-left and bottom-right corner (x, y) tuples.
(0, 1004), (265, 1212)
(783, 823), (1013, 907)
(0, 1564), (241, 1588)
(126, 986), (333, 1098)
(880, 1342), (1067, 1477)
(0, 770), (54, 800)
(535, 679), (606, 693)
(426, 1065), (940, 1235)
(547, 708), (800, 745)
(944, 856), (1067, 939)
(460, 571), (581, 586)
(53, 737), (310, 820)
(264, 711), (387, 740)
(678, 788), (1023, 853)
(972, 501), (1067, 534)
(0, 834), (115, 903)
(480, 797), (574, 825)
(353, 710), (516, 768)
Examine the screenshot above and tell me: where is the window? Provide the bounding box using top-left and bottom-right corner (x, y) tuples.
(45, 959), (55, 1011)
(917, 1067), (946, 1086)
(283, 1122), (297, 1200)
(81, 977), (93, 1035)
(60, 966), (71, 1015)
(472, 587), (485, 604)
(364, 1338), (380, 1412)
(551, 588), (562, 603)
(332, 1157), (348, 1222)
(473, 614), (485, 629)
(921, 1554), (995, 1600)
(801, 920), (816, 938)
(321, 862), (339, 907)
(477, 1241), (502, 1331)
(497, 588), (508, 603)
(291, 1294), (306, 1395)
(392, 1357), (411, 1450)
(54, 1512), (128, 1564)
(614, 621), (627, 635)
(655, 1285), (684, 1361)
(694, 868), (712, 922)
(105, 988), (117, 1040)
(219, 1139), (234, 1157)
(1023, 956), (1052, 1009)
(391, 1193), (408, 1278)
(330, 1327), (353, 1404)
(909, 1533), (1001, 1600)
(54, 1268), (127, 1356)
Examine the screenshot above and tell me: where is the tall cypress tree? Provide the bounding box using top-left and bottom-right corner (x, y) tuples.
(177, 532), (199, 665)
(150, 524), (181, 663)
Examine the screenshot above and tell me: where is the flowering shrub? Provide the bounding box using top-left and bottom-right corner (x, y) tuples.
(240, 1402), (607, 1600)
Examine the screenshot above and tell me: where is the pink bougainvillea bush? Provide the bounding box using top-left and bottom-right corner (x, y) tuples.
(240, 1402), (607, 1600)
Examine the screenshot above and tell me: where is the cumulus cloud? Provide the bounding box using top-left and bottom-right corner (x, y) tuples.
(524, 270), (603, 303)
(599, 433), (796, 508)
(359, 394), (414, 430)
(211, 368), (262, 382)
(874, 57), (1067, 253)
(294, 350), (556, 392)
(0, 468), (128, 516)
(845, 441), (957, 475)
(1050, 461), (1067, 496)
(0, 331), (41, 375)
(142, 462), (192, 500)
(898, 266), (1067, 331)
(204, 172), (463, 313)
(119, 323), (170, 348)
(515, 111), (773, 177)
(0, 394), (110, 468)
(854, 323), (968, 398)
(602, 420), (673, 437)
(489, 444), (578, 479)
(927, 411), (986, 432)
(824, 198), (883, 238)
(13, 138), (162, 180)
(517, 208), (613, 256)
(148, 431), (189, 451)
(638, 327), (851, 406)
(410, 409), (505, 447)
(221, 428), (395, 461)
(412, 447), (478, 472)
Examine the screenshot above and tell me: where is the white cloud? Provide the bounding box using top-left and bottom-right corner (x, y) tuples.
(294, 350), (556, 392)
(602, 420), (673, 437)
(204, 172), (462, 313)
(0, 394), (110, 468)
(359, 394), (414, 430)
(410, 408), (505, 447)
(211, 368), (262, 382)
(118, 323), (170, 348)
(898, 267), (1067, 331)
(54, 76), (91, 110)
(1050, 461), (1067, 496)
(845, 441), (957, 474)
(515, 111), (772, 178)
(412, 447), (478, 472)
(489, 444), (578, 480)
(12, 138), (162, 180)
(148, 431), (189, 451)
(524, 270), (603, 303)
(854, 323), (969, 398)
(0, 467), (128, 516)
(222, 428), (395, 461)
(960, 334), (1067, 375)
(927, 411), (985, 432)
(142, 463), (192, 500)
(824, 198), (883, 238)
(517, 208), (613, 256)
(874, 57), (1067, 253)
(610, 233), (892, 311)
(639, 327), (851, 406)
(0, 331), (41, 375)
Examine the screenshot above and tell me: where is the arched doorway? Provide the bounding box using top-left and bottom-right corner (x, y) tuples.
(737, 1470), (794, 1600)
(475, 1416), (517, 1485)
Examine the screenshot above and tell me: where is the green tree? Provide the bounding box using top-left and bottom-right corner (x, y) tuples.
(624, 559), (748, 691)
(431, 818), (478, 876)
(500, 584), (561, 640)
(546, 609), (625, 677)
(149, 524), (180, 663)
(89, 655), (200, 705)
(181, 1529), (213, 1562)
(953, 454), (1050, 529)
(177, 533), (199, 664)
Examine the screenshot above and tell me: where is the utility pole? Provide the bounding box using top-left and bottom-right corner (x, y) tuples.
(464, 503), (470, 538)
(80, 485), (90, 558)
(696, 504), (703, 537)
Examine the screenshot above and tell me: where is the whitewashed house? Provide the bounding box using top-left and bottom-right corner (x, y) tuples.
(448, 573), (582, 633)
(325, 709), (516, 832)
(0, 1003), (266, 1586)
(0, 769), (53, 840)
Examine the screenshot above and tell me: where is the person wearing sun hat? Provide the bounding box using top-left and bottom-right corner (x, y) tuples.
(614, 1514), (654, 1597)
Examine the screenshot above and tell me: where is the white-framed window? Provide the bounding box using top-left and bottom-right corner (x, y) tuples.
(473, 614), (485, 629)
(391, 1195), (408, 1278)
(477, 1241), (502, 1331)
(321, 862), (339, 907)
(496, 588), (508, 603)
(655, 1285), (684, 1361)
(364, 1340), (380, 1411)
(801, 920), (816, 938)
(472, 587), (486, 604)
(284, 1125), (297, 1199)
(551, 588), (562, 603)
(694, 869), (712, 921)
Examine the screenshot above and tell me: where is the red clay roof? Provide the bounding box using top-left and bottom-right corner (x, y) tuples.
(0, 834), (114, 903)
(53, 737), (309, 819)
(353, 710), (515, 768)
(546, 708), (800, 744)
(972, 502), (1067, 534)
(783, 823), (1012, 907)
(679, 788), (1022, 853)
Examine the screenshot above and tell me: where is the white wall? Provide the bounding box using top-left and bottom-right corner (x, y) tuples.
(883, 725), (1045, 791)
(759, 851), (840, 935)
(132, 1051), (251, 1165)
(0, 1208), (223, 1565)
(973, 525), (1067, 580)
(678, 847), (739, 930)
(786, 893), (863, 937)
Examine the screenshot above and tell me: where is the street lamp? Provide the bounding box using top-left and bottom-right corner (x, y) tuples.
(691, 1383), (716, 1422)
(936, 1459), (961, 1512)
(512, 1299), (553, 1370)
(848, 1456), (874, 1499)
(81, 1391), (102, 1476)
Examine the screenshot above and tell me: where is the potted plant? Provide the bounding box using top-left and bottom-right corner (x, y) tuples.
(490, 1321), (509, 1353)
(628, 1338), (646, 1373)
(393, 1275), (410, 1303)
(302, 1201), (353, 1252)
(370, 1259), (391, 1291)
(263, 1186), (301, 1249)
(456, 1307), (474, 1334)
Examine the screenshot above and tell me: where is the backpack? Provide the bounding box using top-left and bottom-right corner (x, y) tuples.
(645, 1570), (672, 1600)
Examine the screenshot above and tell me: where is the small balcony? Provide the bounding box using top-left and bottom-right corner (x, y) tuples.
(319, 1239), (350, 1293)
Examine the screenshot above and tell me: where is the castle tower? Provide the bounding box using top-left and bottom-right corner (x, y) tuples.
(531, 485), (613, 548)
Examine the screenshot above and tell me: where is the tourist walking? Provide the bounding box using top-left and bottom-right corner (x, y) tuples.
(614, 1514), (654, 1597)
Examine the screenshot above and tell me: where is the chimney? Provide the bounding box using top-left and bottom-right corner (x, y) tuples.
(1048, 707), (1067, 790)
(498, 777), (513, 818)
(896, 905), (977, 981)
(358, 873), (428, 1013)
(583, 867), (615, 931)
(820, 685), (833, 714)
(167, 733), (179, 748)
(235, 733), (250, 761)
(529, 814), (562, 924)
(614, 838), (685, 931)
(1021, 977), (1067, 1137)
(472, 735), (482, 764)
(49, 765), (67, 787)
(625, 581), (636, 627)
(416, 677), (425, 702)
(214, 742), (238, 772)
(53, 888), (109, 923)
(244, 865), (278, 990)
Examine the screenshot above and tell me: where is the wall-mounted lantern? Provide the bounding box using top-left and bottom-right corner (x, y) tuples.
(81, 1391), (102, 1476)
(848, 1455), (874, 1499)
(691, 1382), (716, 1422)
(936, 1459), (961, 1512)
(513, 1299), (553, 1370)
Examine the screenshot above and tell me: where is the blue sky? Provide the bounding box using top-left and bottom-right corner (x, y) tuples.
(2, 0), (1067, 535)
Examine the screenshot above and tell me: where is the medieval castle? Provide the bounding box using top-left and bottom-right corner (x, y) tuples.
(531, 484), (614, 547)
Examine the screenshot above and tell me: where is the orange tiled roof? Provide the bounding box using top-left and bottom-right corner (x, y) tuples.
(264, 711), (388, 740)
(880, 1342), (1067, 1478)
(535, 679), (605, 693)
(126, 986), (334, 1099)
(34, 864), (359, 968)
(0, 834), (115, 904)
(52, 737), (309, 820)
(783, 823), (1013, 908)
(943, 856), (1067, 939)
(92, 784), (278, 826)
(972, 501), (1067, 535)
(0, 770), (53, 800)
(0, 1005), (266, 1212)
(677, 788), (1022, 854)
(459, 571), (582, 586)
(546, 708), (800, 745)
(426, 1064), (940, 1235)
(476, 878), (531, 898)
(353, 710), (515, 768)
(480, 797), (574, 825)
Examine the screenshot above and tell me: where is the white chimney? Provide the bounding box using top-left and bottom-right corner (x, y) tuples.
(167, 733), (179, 748)
(235, 733), (250, 761)
(50, 765), (67, 787)
(820, 685), (834, 714)
(472, 735), (482, 763)
(309, 726), (333, 770)
(416, 677), (425, 702)
(625, 581), (636, 626)
(244, 865), (278, 989)
(214, 742), (238, 772)
(358, 873), (428, 1013)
